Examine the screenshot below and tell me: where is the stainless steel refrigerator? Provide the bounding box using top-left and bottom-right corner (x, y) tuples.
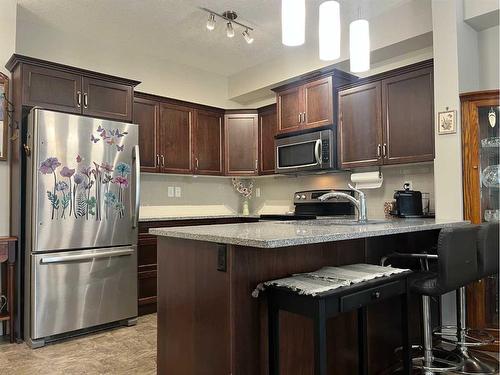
(24, 108), (140, 348)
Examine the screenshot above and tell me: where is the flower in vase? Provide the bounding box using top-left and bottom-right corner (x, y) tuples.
(55, 181), (69, 192)
(39, 157), (61, 174)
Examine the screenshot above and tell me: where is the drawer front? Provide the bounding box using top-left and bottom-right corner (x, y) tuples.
(340, 280), (403, 312)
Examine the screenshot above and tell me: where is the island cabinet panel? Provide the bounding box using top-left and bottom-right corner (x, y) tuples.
(258, 105), (277, 175)
(194, 109), (224, 175)
(339, 82), (383, 168)
(303, 76), (333, 129)
(22, 64), (83, 114)
(225, 113), (259, 176)
(82, 77), (133, 122)
(133, 97), (159, 172)
(159, 103), (194, 174)
(157, 238), (230, 375)
(277, 86), (302, 134)
(381, 67), (434, 164)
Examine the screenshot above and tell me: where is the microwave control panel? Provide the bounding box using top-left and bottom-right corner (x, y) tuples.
(321, 138), (330, 163)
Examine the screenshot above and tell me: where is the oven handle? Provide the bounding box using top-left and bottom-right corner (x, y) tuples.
(40, 249), (134, 264)
(314, 139), (322, 165)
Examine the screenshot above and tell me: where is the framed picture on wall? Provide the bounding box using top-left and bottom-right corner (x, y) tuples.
(437, 109), (457, 135)
(0, 72), (8, 161)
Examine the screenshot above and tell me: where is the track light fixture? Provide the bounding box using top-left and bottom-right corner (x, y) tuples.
(206, 13), (216, 31)
(200, 7), (254, 43)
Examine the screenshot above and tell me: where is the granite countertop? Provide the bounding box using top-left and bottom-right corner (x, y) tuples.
(149, 218), (469, 248)
(138, 205), (260, 222)
(139, 214), (260, 222)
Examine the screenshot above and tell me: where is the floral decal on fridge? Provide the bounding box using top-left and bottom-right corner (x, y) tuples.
(38, 125), (131, 221)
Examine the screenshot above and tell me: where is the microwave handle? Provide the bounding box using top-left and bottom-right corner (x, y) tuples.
(314, 139), (322, 165)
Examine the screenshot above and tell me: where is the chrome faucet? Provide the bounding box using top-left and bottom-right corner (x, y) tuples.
(318, 184), (367, 223)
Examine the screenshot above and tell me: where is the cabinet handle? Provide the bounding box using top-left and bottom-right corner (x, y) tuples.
(83, 93), (88, 108)
(76, 91), (82, 107)
(298, 113), (302, 123)
(255, 159), (258, 171)
(382, 143), (387, 158)
(196, 158), (199, 169)
(377, 144), (381, 159)
(161, 154), (165, 167)
(156, 154), (160, 167)
(302, 112), (306, 123)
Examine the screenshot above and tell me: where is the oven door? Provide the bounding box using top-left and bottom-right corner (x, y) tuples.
(276, 130), (332, 173)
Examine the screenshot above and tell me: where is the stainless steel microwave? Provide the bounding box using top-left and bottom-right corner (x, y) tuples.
(275, 129), (336, 173)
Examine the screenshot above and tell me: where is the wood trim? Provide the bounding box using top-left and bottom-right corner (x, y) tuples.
(0, 72), (8, 161)
(6, 54), (140, 86)
(460, 90), (500, 102)
(272, 68), (358, 93)
(134, 91), (225, 114)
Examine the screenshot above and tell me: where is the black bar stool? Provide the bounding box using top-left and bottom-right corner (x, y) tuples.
(434, 222), (499, 374)
(263, 265), (413, 375)
(384, 225), (481, 373)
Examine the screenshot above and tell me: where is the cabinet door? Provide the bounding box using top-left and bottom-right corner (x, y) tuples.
(303, 76), (333, 129)
(339, 82), (383, 168)
(277, 86), (302, 134)
(382, 68), (434, 164)
(259, 106), (277, 175)
(134, 97), (159, 173)
(194, 110), (223, 175)
(225, 114), (258, 176)
(82, 77), (133, 122)
(159, 103), (193, 174)
(22, 64), (82, 114)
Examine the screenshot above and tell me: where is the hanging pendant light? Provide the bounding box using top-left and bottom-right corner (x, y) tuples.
(349, 18), (370, 73)
(319, 1), (340, 61)
(226, 22), (235, 38)
(282, 0), (305, 46)
(206, 13), (216, 31)
(242, 29), (254, 44)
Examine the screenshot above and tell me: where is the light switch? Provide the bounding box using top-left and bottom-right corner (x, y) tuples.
(175, 186), (182, 198)
(167, 186), (174, 197)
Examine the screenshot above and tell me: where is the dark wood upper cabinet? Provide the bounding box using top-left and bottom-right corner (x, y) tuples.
(258, 105), (277, 175)
(22, 64), (82, 114)
(338, 61), (435, 169)
(133, 97), (159, 173)
(82, 77), (133, 122)
(194, 110), (224, 175)
(225, 113), (258, 176)
(7, 54), (139, 123)
(159, 103), (194, 174)
(381, 67), (434, 164)
(277, 86), (302, 133)
(303, 76), (333, 128)
(339, 82), (383, 168)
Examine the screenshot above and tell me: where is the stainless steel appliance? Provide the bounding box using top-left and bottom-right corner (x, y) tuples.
(259, 189), (354, 220)
(24, 108), (140, 347)
(275, 129), (336, 174)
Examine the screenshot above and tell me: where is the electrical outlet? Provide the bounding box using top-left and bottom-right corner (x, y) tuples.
(255, 187), (261, 197)
(167, 186), (174, 197)
(404, 180), (413, 190)
(175, 186), (181, 198)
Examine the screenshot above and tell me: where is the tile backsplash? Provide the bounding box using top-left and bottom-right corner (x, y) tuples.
(140, 163), (434, 218)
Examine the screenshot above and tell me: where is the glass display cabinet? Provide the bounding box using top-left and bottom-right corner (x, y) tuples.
(461, 90), (499, 352)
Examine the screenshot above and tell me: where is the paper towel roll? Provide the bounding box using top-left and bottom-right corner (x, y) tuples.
(351, 171), (383, 189)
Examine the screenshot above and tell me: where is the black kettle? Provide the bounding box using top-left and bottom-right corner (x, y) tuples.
(392, 183), (423, 217)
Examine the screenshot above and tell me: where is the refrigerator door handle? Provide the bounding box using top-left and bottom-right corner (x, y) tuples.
(40, 249), (134, 264)
(132, 144), (141, 229)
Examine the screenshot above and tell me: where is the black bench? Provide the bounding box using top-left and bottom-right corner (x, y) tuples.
(267, 270), (412, 375)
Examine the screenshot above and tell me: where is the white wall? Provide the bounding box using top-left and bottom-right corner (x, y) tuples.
(0, 0), (17, 236)
(478, 25), (500, 90)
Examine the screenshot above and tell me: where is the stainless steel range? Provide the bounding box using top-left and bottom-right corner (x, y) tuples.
(260, 189), (355, 220)
(24, 108), (140, 348)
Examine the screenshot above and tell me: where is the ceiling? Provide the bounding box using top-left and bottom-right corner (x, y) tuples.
(17, 0), (411, 77)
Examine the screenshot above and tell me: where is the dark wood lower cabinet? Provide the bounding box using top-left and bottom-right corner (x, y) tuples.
(137, 217), (258, 315)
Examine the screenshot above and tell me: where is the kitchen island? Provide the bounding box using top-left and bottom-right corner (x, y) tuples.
(151, 219), (467, 375)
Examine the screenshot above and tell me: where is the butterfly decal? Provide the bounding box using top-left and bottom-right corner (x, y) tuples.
(76, 155), (83, 163)
(97, 125), (103, 133)
(116, 145), (124, 152)
(90, 134), (100, 143)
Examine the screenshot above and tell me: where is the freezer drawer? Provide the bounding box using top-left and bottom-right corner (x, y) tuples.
(30, 246), (138, 339)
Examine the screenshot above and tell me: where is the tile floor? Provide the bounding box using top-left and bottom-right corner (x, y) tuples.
(0, 314), (156, 375)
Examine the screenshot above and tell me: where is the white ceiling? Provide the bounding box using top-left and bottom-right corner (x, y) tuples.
(17, 0), (411, 77)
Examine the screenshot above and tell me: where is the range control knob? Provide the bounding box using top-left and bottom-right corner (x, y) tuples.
(295, 194), (301, 200)
(300, 194), (306, 200)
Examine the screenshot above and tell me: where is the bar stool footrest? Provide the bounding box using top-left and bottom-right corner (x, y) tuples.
(412, 348), (464, 373)
(433, 325), (495, 347)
